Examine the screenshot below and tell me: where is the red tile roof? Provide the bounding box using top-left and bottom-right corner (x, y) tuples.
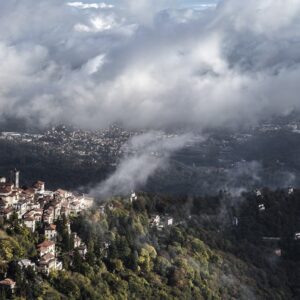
(46, 224), (56, 231)
(37, 240), (55, 249)
(0, 278), (16, 287)
(2, 207), (14, 214)
(0, 186), (12, 194)
(40, 253), (55, 263)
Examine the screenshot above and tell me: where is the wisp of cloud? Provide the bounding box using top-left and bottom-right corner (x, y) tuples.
(89, 132), (198, 199)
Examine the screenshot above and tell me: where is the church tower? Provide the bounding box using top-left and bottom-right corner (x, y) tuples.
(10, 169), (20, 189)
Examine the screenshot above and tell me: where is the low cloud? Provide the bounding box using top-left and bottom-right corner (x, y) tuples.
(89, 132), (198, 199)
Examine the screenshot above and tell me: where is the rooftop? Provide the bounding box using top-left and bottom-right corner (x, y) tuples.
(46, 224), (57, 231)
(0, 278), (16, 287)
(37, 240), (55, 249)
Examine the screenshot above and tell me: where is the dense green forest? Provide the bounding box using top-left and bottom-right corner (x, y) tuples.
(1, 189), (300, 299)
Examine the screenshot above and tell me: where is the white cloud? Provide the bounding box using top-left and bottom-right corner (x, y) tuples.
(74, 16), (116, 32)
(89, 132), (197, 198)
(0, 0), (300, 131)
(82, 54), (106, 74)
(67, 2), (114, 9)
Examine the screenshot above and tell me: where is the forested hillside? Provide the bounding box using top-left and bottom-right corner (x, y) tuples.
(1, 190), (300, 299)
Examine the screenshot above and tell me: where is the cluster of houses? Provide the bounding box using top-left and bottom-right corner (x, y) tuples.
(0, 171), (93, 228)
(36, 240), (63, 275)
(149, 214), (174, 230)
(129, 192), (175, 230)
(99, 192), (175, 232)
(0, 170), (93, 291)
(231, 187), (300, 258)
(0, 182), (178, 293)
(256, 187), (296, 213)
(257, 188), (300, 255)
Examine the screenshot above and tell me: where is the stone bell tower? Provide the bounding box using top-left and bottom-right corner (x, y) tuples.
(10, 169), (20, 189)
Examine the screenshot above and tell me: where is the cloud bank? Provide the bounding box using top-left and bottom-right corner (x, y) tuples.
(0, 0), (300, 130)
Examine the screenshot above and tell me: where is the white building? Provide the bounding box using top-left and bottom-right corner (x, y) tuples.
(18, 259), (36, 270)
(150, 215), (160, 227)
(99, 205), (105, 214)
(33, 181), (45, 194)
(73, 233), (82, 248)
(45, 224), (57, 241)
(37, 240), (56, 257)
(43, 208), (54, 224)
(38, 253), (62, 275)
(274, 249), (282, 257)
(23, 217), (36, 232)
(14, 201), (27, 219)
(77, 244), (88, 258)
(255, 190), (262, 197)
(81, 195), (94, 209)
(130, 192), (138, 203)
(165, 217), (173, 226)
(0, 278), (16, 293)
(36, 239), (62, 274)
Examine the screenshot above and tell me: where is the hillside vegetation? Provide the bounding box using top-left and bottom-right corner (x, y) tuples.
(1, 190), (300, 299)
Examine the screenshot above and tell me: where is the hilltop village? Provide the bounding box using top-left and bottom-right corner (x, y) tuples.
(0, 171), (299, 299)
(0, 171), (178, 296)
(0, 170), (93, 291)
(0, 177), (300, 298)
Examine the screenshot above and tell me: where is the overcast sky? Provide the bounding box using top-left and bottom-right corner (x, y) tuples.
(0, 0), (300, 131)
